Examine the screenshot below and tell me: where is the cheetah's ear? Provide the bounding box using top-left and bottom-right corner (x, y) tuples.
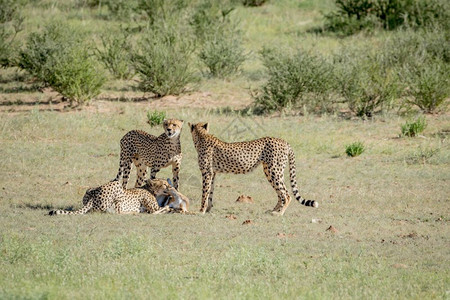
(202, 123), (209, 132)
(188, 122), (194, 132)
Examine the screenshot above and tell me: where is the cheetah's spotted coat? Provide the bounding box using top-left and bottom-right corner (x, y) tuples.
(114, 119), (183, 189)
(189, 122), (318, 215)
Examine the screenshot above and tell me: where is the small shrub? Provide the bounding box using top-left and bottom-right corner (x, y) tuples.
(190, 1), (235, 40)
(324, 0), (450, 35)
(401, 60), (450, 113)
(0, 0), (23, 67)
(199, 30), (246, 78)
(132, 25), (197, 97)
(19, 23), (83, 83)
(105, 0), (139, 20)
(345, 141), (365, 157)
(47, 47), (106, 106)
(96, 31), (134, 80)
(138, 0), (187, 24)
(19, 23), (105, 105)
(335, 45), (400, 117)
(253, 47), (336, 113)
(147, 110), (166, 127)
(401, 117), (427, 137)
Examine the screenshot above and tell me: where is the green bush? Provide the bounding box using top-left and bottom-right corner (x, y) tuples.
(190, 1), (236, 41)
(147, 110), (166, 127)
(401, 117), (427, 137)
(334, 44), (401, 117)
(0, 0), (23, 67)
(199, 30), (246, 78)
(47, 47), (106, 106)
(380, 28), (450, 67)
(345, 141), (365, 157)
(138, 0), (187, 24)
(401, 60), (450, 113)
(132, 25), (197, 97)
(19, 23), (105, 105)
(324, 0), (450, 35)
(96, 31), (134, 80)
(105, 0), (139, 20)
(339, 61), (399, 117)
(19, 23), (82, 83)
(253, 48), (336, 113)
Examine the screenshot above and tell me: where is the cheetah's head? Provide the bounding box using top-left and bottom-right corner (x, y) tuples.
(188, 122), (209, 145)
(163, 119), (184, 139)
(145, 178), (171, 197)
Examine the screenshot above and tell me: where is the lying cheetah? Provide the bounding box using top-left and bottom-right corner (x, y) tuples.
(189, 122), (318, 216)
(49, 179), (167, 215)
(114, 119), (183, 189)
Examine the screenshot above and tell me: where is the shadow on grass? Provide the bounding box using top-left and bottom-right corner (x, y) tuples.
(98, 95), (154, 103)
(0, 84), (40, 94)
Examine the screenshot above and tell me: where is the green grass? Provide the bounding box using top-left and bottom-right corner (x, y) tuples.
(345, 141), (365, 157)
(0, 107), (449, 298)
(0, 0), (449, 298)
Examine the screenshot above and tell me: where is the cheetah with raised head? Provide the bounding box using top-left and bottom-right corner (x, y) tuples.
(189, 122), (318, 216)
(49, 179), (168, 215)
(114, 119), (183, 189)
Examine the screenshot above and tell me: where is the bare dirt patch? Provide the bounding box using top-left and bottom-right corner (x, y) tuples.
(0, 87), (253, 114)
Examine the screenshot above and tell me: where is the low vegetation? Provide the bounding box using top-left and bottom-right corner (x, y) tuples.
(1, 0), (447, 115)
(401, 117), (427, 137)
(18, 22), (105, 105)
(345, 141), (365, 157)
(146, 110), (166, 127)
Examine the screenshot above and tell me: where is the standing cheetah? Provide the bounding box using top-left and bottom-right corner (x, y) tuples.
(189, 122), (318, 216)
(48, 180), (165, 215)
(114, 119), (183, 189)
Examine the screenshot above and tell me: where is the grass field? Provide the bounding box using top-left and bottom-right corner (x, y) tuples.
(1, 0), (449, 299)
(1, 107), (449, 298)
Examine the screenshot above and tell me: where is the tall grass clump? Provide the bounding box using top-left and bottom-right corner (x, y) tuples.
(324, 0), (450, 35)
(132, 24), (197, 97)
(345, 141), (365, 157)
(96, 30), (134, 80)
(401, 116), (426, 137)
(252, 47), (336, 113)
(147, 110), (166, 126)
(0, 0), (23, 67)
(19, 22), (106, 105)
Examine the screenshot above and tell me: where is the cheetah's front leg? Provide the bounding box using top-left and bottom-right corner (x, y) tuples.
(206, 172), (216, 212)
(150, 167), (160, 180)
(171, 156), (182, 190)
(200, 173), (213, 214)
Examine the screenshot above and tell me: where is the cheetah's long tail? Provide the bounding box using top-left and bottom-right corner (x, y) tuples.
(49, 200), (93, 215)
(288, 146), (318, 208)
